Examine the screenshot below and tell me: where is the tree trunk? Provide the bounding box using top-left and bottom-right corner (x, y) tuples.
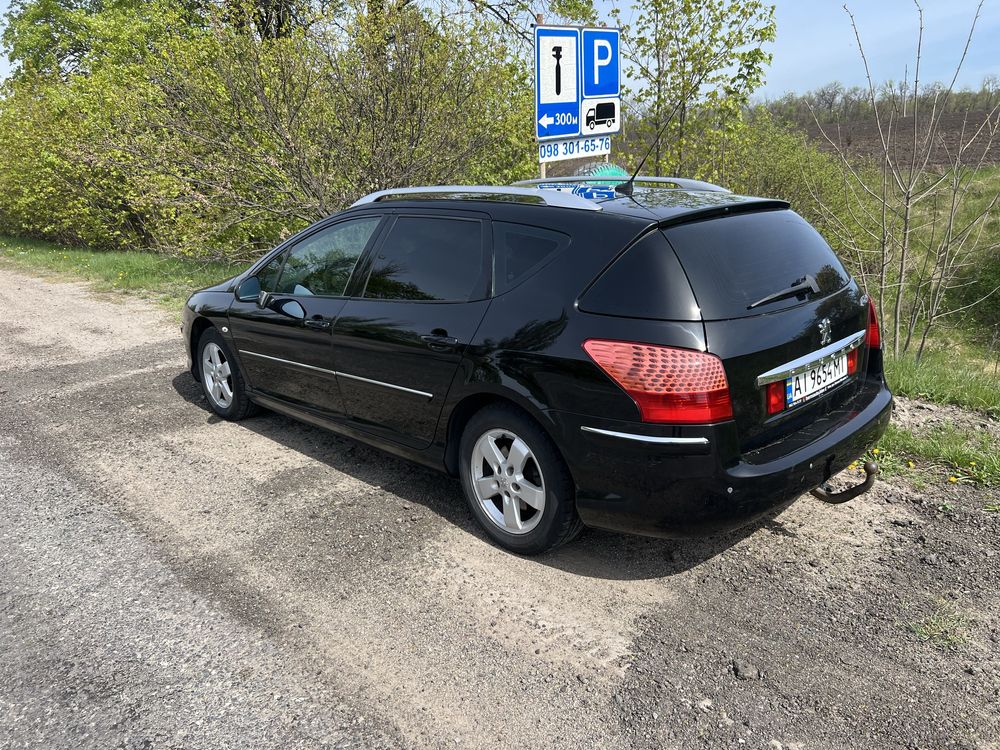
(892, 196), (912, 357)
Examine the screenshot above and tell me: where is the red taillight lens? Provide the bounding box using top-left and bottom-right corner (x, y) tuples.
(847, 347), (859, 375)
(766, 381), (785, 415)
(867, 298), (881, 349)
(582, 340), (733, 423)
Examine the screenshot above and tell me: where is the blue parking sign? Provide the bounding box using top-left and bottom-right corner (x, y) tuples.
(581, 28), (620, 99)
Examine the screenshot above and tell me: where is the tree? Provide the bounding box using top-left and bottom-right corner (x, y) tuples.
(103, 0), (533, 255)
(811, 1), (1000, 359)
(611, 0), (775, 176)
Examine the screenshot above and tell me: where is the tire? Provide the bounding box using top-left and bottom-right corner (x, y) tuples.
(197, 327), (258, 421)
(459, 404), (583, 554)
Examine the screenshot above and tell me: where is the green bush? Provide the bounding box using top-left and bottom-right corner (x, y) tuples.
(0, 1), (535, 260)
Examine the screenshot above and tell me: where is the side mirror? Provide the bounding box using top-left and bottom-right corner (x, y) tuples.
(235, 276), (261, 303)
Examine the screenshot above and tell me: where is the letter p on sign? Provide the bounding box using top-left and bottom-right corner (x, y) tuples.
(582, 28), (620, 99)
(593, 40), (613, 84)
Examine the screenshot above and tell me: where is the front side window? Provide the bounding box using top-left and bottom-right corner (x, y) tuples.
(274, 217), (381, 297)
(363, 216), (487, 302)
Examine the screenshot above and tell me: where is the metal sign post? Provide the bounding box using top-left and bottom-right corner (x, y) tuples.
(534, 24), (621, 170)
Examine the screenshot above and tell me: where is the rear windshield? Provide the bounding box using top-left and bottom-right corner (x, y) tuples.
(663, 210), (850, 320)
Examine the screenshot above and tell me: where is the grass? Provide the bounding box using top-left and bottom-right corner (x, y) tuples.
(858, 423), (1000, 488)
(906, 600), (970, 650)
(0, 236), (243, 313)
(885, 347), (1000, 418)
(957, 164), (1000, 249)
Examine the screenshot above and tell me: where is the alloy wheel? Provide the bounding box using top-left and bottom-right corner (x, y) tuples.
(470, 428), (546, 535)
(202, 342), (234, 409)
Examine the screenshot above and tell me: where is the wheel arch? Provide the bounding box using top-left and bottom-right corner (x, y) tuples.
(442, 390), (565, 478)
(189, 316), (215, 382)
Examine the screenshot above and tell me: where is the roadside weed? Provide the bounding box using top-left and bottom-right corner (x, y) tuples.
(907, 601), (970, 649)
(886, 349), (1000, 418)
(875, 424), (1000, 487)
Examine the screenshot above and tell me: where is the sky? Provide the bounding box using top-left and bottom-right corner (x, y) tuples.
(0, 0), (997, 95)
(757, 0), (1000, 98)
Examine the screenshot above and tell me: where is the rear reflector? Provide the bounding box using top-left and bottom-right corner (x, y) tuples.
(582, 340), (733, 423)
(867, 298), (881, 349)
(766, 381), (785, 415)
(847, 347), (859, 375)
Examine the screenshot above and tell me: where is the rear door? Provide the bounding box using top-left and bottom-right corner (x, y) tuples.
(228, 215), (385, 416)
(663, 209), (869, 451)
(331, 211), (492, 449)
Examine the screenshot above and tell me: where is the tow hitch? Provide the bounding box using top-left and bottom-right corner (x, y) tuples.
(810, 461), (879, 505)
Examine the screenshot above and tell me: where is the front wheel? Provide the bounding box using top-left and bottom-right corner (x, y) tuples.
(197, 327), (258, 420)
(459, 404), (583, 554)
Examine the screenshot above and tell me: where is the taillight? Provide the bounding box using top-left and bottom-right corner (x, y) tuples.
(847, 347), (859, 374)
(867, 298), (881, 349)
(582, 340), (733, 423)
(766, 381), (785, 415)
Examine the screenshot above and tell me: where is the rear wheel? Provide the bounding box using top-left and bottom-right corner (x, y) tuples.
(459, 404), (583, 554)
(197, 327), (257, 420)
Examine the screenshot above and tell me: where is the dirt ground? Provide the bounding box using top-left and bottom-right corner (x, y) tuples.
(1, 268), (998, 750)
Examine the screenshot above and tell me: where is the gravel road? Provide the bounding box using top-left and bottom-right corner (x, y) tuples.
(1, 269), (998, 750)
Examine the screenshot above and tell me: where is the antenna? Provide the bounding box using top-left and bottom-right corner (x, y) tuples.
(615, 100), (684, 197)
(616, 65), (716, 197)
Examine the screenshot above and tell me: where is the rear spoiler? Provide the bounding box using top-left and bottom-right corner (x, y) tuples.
(653, 199), (792, 230)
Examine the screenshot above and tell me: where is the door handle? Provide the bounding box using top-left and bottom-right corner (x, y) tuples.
(421, 334), (460, 351)
(304, 318), (332, 330)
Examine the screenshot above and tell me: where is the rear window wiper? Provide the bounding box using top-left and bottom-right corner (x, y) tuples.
(747, 274), (820, 310)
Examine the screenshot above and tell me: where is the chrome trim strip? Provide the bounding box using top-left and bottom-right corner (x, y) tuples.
(580, 426), (710, 446)
(350, 185), (602, 211)
(334, 371), (433, 399)
(755, 330), (866, 387)
(239, 350), (433, 399)
(239, 349), (337, 377)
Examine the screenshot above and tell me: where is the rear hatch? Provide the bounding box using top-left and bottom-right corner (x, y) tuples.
(662, 209), (870, 452)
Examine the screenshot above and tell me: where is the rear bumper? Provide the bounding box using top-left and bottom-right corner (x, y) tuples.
(548, 378), (893, 538)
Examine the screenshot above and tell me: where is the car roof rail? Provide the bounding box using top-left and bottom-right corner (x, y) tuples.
(512, 175), (730, 193)
(351, 185), (602, 211)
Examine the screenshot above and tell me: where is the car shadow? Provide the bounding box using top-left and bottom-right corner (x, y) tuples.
(172, 372), (787, 582)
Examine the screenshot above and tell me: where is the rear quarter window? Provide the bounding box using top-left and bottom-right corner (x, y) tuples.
(663, 210), (850, 320)
(493, 222), (569, 294)
(578, 230), (701, 321)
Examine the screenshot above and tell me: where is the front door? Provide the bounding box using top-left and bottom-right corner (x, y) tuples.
(332, 212), (492, 448)
(228, 215), (385, 417)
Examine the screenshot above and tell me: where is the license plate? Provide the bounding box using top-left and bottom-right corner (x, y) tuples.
(786, 354), (848, 407)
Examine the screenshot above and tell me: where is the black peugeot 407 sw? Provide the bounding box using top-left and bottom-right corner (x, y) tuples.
(182, 177), (892, 554)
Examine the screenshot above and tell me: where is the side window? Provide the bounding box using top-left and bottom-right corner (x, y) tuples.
(363, 216), (487, 302)
(579, 231), (700, 321)
(275, 217), (381, 297)
(493, 222), (569, 294)
(257, 253), (285, 293)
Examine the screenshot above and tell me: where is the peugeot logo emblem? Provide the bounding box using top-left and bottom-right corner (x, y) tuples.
(818, 318), (832, 346)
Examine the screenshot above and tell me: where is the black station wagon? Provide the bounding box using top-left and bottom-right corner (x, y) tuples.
(182, 177), (892, 554)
